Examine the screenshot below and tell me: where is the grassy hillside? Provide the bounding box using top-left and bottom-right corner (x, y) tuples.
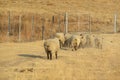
(0, 0), (119, 14)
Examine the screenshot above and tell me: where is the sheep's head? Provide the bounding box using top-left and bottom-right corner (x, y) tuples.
(60, 39), (65, 45)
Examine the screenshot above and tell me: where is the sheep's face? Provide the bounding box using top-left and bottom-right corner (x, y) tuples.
(62, 38), (65, 45)
(72, 39), (78, 46)
(80, 34), (83, 36)
(59, 40), (65, 45)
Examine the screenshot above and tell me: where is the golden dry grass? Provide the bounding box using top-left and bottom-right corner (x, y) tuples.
(0, 33), (120, 80)
(0, 0), (120, 42)
(0, 0), (120, 14)
(0, 0), (120, 80)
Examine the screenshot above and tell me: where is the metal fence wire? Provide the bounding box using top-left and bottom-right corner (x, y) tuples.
(0, 11), (119, 42)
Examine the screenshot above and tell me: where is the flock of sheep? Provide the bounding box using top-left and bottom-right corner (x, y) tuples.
(44, 32), (103, 60)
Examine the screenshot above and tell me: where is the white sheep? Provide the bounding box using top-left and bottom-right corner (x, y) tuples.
(87, 34), (103, 48)
(44, 38), (60, 60)
(94, 35), (103, 49)
(80, 34), (95, 48)
(79, 34), (87, 48)
(85, 34), (91, 47)
(55, 33), (65, 48)
(88, 34), (96, 48)
(70, 35), (81, 51)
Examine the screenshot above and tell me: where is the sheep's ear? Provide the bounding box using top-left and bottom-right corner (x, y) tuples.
(75, 39), (77, 41)
(80, 34), (82, 36)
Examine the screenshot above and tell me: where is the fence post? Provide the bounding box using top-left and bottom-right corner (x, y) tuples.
(78, 13), (80, 32)
(58, 14), (61, 32)
(51, 16), (54, 38)
(65, 12), (68, 34)
(41, 18), (45, 40)
(89, 14), (91, 33)
(7, 11), (10, 41)
(114, 14), (117, 33)
(31, 15), (34, 41)
(19, 15), (22, 42)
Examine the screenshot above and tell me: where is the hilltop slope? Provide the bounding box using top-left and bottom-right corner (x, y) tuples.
(0, 0), (119, 15)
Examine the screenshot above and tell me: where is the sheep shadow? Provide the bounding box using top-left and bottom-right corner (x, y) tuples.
(18, 54), (65, 60)
(18, 54), (46, 59)
(61, 47), (70, 50)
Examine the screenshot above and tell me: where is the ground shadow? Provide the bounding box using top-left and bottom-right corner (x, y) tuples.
(61, 47), (69, 50)
(61, 48), (69, 50)
(18, 54), (46, 59)
(18, 54), (65, 60)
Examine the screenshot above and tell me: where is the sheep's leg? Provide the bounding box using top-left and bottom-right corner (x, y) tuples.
(78, 44), (80, 48)
(50, 53), (52, 60)
(60, 41), (62, 49)
(82, 46), (84, 49)
(59, 40), (62, 48)
(47, 52), (49, 59)
(72, 46), (75, 51)
(82, 44), (84, 48)
(100, 44), (102, 49)
(74, 46), (77, 51)
(63, 41), (66, 47)
(55, 51), (57, 59)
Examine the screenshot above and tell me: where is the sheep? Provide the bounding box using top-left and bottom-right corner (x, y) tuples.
(89, 34), (96, 48)
(65, 33), (73, 40)
(44, 38), (60, 60)
(70, 35), (81, 51)
(80, 34), (95, 48)
(94, 36), (103, 49)
(55, 33), (65, 48)
(64, 33), (73, 47)
(79, 34), (87, 48)
(87, 34), (103, 49)
(84, 34), (91, 47)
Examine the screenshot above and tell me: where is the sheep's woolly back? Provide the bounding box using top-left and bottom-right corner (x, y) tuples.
(44, 38), (60, 53)
(55, 33), (65, 44)
(65, 33), (73, 40)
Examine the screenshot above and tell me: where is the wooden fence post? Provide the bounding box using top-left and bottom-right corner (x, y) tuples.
(42, 18), (45, 40)
(19, 15), (22, 42)
(64, 13), (66, 33)
(89, 14), (91, 33)
(78, 13), (80, 32)
(51, 16), (54, 38)
(58, 14), (61, 32)
(31, 15), (34, 40)
(7, 11), (10, 41)
(65, 12), (68, 34)
(114, 14), (117, 33)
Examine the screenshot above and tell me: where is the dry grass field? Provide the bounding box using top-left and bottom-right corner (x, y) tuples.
(0, 0), (119, 14)
(0, 33), (120, 80)
(0, 0), (120, 80)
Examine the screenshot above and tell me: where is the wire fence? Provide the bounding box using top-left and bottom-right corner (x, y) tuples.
(0, 11), (119, 42)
